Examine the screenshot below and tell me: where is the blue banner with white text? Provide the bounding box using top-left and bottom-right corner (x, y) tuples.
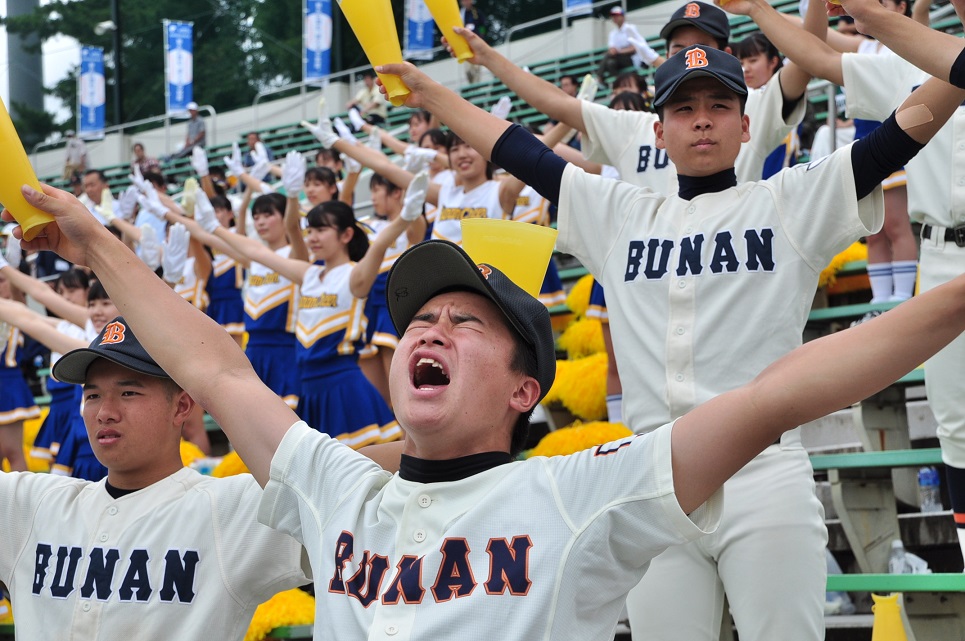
(564, 0), (593, 16)
(78, 46), (106, 137)
(404, 0), (434, 61)
(164, 21), (194, 114)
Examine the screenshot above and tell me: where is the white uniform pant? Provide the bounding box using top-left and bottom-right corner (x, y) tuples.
(626, 434), (827, 641)
(919, 232), (965, 467)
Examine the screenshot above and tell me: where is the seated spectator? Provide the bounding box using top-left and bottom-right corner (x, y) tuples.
(131, 142), (161, 175)
(346, 72), (388, 127)
(598, 7), (644, 82)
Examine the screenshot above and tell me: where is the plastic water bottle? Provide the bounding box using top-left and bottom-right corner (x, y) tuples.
(918, 466), (942, 512)
(888, 539), (908, 574)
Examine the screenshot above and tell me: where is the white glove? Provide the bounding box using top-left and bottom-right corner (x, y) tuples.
(627, 36), (661, 66)
(366, 127), (382, 152)
(282, 151), (306, 197)
(299, 116), (340, 149)
(249, 143), (272, 181)
(343, 153), (362, 174)
(136, 188), (168, 220)
(576, 74), (599, 102)
(348, 107), (367, 131)
(194, 189), (221, 234)
(490, 96), (513, 120)
(223, 142), (245, 177)
(118, 186), (139, 221)
(1, 236), (20, 269)
(162, 223), (190, 284)
(401, 170), (430, 222)
(128, 165), (150, 194)
(190, 145), (209, 178)
(0, 322), (8, 353)
(333, 117), (356, 143)
(96, 188), (117, 223)
(181, 178), (199, 217)
(139, 224), (162, 270)
(799, 0), (810, 18)
(403, 146), (438, 173)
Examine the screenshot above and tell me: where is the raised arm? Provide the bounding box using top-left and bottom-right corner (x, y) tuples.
(284, 196), (310, 263)
(0, 257), (88, 328)
(673, 271), (965, 513)
(8, 185), (299, 487)
(212, 227), (311, 285)
(451, 28), (587, 133)
(839, 0), (965, 88)
(0, 298), (88, 356)
(719, 0), (845, 85)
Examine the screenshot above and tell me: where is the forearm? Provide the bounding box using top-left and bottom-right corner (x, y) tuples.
(747, 0), (844, 85)
(285, 197), (310, 263)
(851, 113), (924, 198)
(895, 76), (965, 143)
(379, 130), (410, 156)
(335, 141), (413, 188)
(0, 266), (88, 327)
(420, 81), (514, 162)
(340, 170), (360, 205)
(490, 125), (567, 204)
(349, 217), (410, 298)
(0, 300), (86, 355)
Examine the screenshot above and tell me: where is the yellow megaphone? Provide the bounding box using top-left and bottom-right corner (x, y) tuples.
(424, 0), (474, 62)
(337, 0), (410, 106)
(0, 97), (54, 241)
(871, 593), (909, 641)
(461, 218), (558, 298)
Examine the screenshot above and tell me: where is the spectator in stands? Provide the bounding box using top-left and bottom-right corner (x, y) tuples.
(461, 0), (488, 83)
(346, 72), (388, 128)
(598, 6), (644, 82)
(559, 74), (580, 97)
(243, 132), (275, 168)
(81, 170), (116, 225)
(62, 130), (88, 181)
(131, 142), (161, 176)
(169, 101), (206, 160)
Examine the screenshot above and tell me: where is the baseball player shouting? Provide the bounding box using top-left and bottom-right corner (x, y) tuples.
(720, 0), (965, 566)
(11, 88), (965, 641)
(369, 27), (960, 641)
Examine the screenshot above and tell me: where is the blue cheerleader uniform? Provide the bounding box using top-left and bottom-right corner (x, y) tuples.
(243, 246), (300, 409)
(51, 413), (107, 482)
(586, 279), (608, 323)
(0, 326), (41, 427)
(295, 263), (401, 448)
(207, 242), (246, 336)
(360, 216), (413, 359)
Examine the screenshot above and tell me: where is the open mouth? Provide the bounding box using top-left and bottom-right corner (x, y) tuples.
(413, 357), (450, 388)
(96, 429), (122, 444)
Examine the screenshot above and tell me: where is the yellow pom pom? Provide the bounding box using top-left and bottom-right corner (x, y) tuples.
(212, 450), (251, 478)
(558, 317), (605, 359)
(179, 439), (206, 467)
(530, 420), (632, 457)
(244, 588), (315, 641)
(555, 352), (608, 421)
(542, 359), (569, 406)
(819, 241), (868, 288)
(565, 274), (595, 318)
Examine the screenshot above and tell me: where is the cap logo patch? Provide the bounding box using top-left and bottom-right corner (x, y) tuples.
(685, 47), (709, 70)
(684, 2), (701, 17)
(393, 287), (409, 301)
(99, 321), (127, 346)
(477, 264), (492, 279)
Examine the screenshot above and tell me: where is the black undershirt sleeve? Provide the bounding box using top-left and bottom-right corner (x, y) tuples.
(950, 47), (965, 90)
(850, 111), (925, 200)
(490, 124), (569, 205)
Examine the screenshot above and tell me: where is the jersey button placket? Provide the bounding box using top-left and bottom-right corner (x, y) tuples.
(413, 529), (427, 543)
(99, 533), (108, 542)
(385, 624), (399, 636)
(418, 494), (431, 508)
(108, 506), (118, 516)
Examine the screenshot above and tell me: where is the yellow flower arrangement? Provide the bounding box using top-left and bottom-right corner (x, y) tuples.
(557, 317), (604, 360)
(819, 241), (868, 288)
(529, 420), (632, 458)
(553, 352), (608, 421)
(244, 588), (315, 641)
(179, 439), (206, 467)
(565, 274), (595, 318)
(212, 450), (251, 478)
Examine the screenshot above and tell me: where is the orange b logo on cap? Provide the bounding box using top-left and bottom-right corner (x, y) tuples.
(684, 2), (701, 17)
(477, 264), (493, 279)
(100, 321), (127, 346)
(685, 48), (709, 69)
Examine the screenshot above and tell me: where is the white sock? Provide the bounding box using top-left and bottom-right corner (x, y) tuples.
(957, 528), (965, 567)
(890, 260), (918, 301)
(606, 394), (623, 424)
(866, 262), (893, 304)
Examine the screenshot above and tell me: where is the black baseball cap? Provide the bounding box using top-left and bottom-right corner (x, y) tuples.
(386, 240), (556, 402)
(53, 317), (170, 384)
(659, 1), (730, 43)
(653, 45), (747, 107)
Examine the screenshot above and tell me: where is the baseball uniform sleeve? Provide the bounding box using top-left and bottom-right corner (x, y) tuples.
(734, 69), (806, 183)
(769, 142), (883, 268)
(580, 101), (658, 168)
(540, 421), (723, 566)
(259, 421), (392, 543)
(557, 162), (661, 277)
(841, 52), (922, 121)
(0, 473), (78, 580)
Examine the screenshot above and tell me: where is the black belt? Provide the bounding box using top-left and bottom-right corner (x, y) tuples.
(923, 224), (965, 247)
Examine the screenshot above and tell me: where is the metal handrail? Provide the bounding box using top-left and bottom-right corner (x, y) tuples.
(504, 0), (627, 62)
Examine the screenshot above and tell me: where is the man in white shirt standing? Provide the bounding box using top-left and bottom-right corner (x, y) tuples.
(598, 7), (644, 82)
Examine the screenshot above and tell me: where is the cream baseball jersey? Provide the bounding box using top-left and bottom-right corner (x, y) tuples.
(557, 146), (882, 431)
(580, 69), (806, 190)
(431, 179), (507, 244)
(842, 51), (965, 228)
(0, 468), (309, 640)
(260, 421), (721, 641)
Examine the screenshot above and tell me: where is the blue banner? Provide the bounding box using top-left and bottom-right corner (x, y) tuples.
(304, 0), (332, 83)
(564, 0), (593, 16)
(78, 46), (106, 137)
(164, 20), (194, 114)
(404, 0), (434, 61)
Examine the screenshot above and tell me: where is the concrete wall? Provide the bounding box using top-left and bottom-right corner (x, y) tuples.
(32, 0), (679, 178)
